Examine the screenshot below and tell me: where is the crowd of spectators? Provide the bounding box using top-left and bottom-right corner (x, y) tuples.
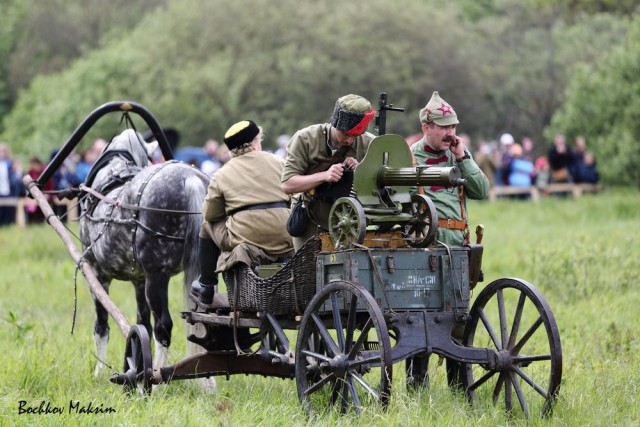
(467, 132), (599, 198)
(0, 131), (292, 227)
(0, 138), (110, 226)
(0, 143), (25, 226)
(0, 124), (603, 227)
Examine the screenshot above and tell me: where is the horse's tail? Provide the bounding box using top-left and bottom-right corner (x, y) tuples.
(182, 174), (207, 292)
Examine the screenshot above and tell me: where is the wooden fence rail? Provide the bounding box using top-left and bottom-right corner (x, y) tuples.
(489, 183), (602, 202)
(0, 197), (79, 226)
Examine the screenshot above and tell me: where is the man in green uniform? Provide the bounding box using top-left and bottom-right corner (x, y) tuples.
(282, 94), (376, 250)
(407, 92), (490, 390)
(191, 120), (294, 305)
(410, 91), (489, 246)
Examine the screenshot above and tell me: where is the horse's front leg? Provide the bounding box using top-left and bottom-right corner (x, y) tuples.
(92, 279), (111, 376)
(145, 272), (172, 369)
(134, 280), (152, 339)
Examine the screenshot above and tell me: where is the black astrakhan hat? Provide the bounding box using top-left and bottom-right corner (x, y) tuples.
(223, 120), (260, 150)
(330, 94), (375, 135)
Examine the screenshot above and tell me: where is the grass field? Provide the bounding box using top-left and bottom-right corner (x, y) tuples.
(1, 188), (639, 426)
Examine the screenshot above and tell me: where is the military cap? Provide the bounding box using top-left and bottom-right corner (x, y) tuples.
(330, 94), (376, 136)
(419, 91), (459, 126)
(224, 120), (260, 150)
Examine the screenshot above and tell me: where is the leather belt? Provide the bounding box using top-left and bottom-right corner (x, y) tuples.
(230, 201), (288, 215)
(438, 218), (467, 231)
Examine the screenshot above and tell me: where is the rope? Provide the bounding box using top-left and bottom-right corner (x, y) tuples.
(353, 242), (396, 314)
(436, 239), (464, 314)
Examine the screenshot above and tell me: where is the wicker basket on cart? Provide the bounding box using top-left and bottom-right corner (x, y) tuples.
(223, 236), (321, 315)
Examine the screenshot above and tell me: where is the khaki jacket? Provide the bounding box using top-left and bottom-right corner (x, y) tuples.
(202, 150), (293, 255)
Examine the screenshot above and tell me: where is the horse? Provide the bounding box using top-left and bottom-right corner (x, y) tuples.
(78, 128), (210, 378)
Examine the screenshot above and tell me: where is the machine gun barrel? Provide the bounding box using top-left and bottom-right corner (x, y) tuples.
(377, 165), (464, 187)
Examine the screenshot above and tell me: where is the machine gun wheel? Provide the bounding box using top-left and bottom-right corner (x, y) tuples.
(462, 278), (562, 419)
(328, 197), (366, 249)
(404, 194), (438, 248)
(110, 324), (153, 395)
(295, 280), (392, 415)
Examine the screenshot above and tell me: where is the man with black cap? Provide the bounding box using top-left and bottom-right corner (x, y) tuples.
(191, 120), (294, 305)
(411, 91), (489, 247)
(282, 94), (376, 250)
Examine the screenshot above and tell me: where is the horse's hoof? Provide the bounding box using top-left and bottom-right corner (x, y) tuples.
(197, 377), (218, 394)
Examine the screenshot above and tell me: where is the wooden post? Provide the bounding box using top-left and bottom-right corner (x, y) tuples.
(22, 175), (131, 338)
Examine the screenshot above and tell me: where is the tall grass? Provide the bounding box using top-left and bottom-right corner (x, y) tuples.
(1, 188), (638, 426)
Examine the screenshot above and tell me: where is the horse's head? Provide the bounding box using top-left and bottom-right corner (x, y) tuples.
(102, 129), (154, 167)
(85, 129), (154, 190)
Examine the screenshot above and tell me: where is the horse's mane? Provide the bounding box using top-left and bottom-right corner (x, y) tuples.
(84, 129), (150, 189)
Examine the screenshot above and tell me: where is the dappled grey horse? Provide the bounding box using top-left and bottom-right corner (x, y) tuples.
(79, 129), (209, 375)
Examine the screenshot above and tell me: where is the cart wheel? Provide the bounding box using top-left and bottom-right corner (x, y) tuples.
(260, 312), (293, 364)
(404, 194), (438, 248)
(328, 197), (366, 249)
(295, 281), (392, 415)
(462, 278), (562, 418)
(122, 324), (153, 395)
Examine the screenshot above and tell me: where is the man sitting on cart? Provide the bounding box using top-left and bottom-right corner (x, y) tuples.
(410, 91), (489, 246)
(191, 120), (295, 305)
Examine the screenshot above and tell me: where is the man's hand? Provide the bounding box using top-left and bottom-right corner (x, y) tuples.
(449, 135), (466, 159)
(343, 156), (359, 170)
(324, 163), (344, 183)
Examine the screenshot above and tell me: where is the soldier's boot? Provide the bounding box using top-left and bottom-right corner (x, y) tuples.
(190, 237), (220, 305)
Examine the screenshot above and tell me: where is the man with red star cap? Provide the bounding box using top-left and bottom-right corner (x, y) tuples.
(282, 94), (376, 250)
(411, 91), (489, 246)
(407, 91), (490, 390)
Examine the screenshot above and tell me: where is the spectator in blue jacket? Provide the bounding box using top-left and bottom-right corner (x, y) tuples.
(508, 143), (535, 188)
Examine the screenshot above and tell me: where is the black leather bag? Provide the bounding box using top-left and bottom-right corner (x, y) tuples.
(286, 200), (308, 237)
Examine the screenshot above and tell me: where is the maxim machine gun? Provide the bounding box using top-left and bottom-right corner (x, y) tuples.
(327, 94), (464, 249)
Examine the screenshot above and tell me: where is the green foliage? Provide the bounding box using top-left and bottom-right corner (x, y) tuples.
(548, 15), (640, 187)
(4, 0), (166, 98)
(531, 0), (639, 18)
(3, 0), (484, 153)
(2, 311), (34, 340)
(0, 0), (637, 184)
(0, 0), (165, 136)
(0, 0), (31, 130)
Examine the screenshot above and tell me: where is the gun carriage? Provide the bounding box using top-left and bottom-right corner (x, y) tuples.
(26, 98), (562, 419)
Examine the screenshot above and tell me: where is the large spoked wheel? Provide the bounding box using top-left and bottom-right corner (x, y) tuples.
(462, 278), (562, 419)
(328, 197), (366, 249)
(295, 281), (393, 415)
(122, 324), (153, 395)
(404, 194), (438, 248)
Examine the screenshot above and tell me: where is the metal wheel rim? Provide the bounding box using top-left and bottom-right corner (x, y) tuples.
(328, 197), (366, 249)
(462, 278), (562, 418)
(122, 324), (153, 395)
(295, 280), (392, 415)
(404, 194), (438, 248)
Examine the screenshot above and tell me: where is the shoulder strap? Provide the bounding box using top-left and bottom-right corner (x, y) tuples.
(458, 184), (470, 245)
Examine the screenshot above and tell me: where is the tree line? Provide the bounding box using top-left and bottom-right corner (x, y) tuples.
(0, 0), (638, 186)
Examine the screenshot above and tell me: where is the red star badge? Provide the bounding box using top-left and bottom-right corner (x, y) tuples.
(437, 103), (452, 116)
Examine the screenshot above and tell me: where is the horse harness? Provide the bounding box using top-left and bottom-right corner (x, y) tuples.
(82, 160), (198, 271)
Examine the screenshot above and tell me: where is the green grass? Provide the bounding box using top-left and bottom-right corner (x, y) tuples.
(1, 188), (639, 426)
